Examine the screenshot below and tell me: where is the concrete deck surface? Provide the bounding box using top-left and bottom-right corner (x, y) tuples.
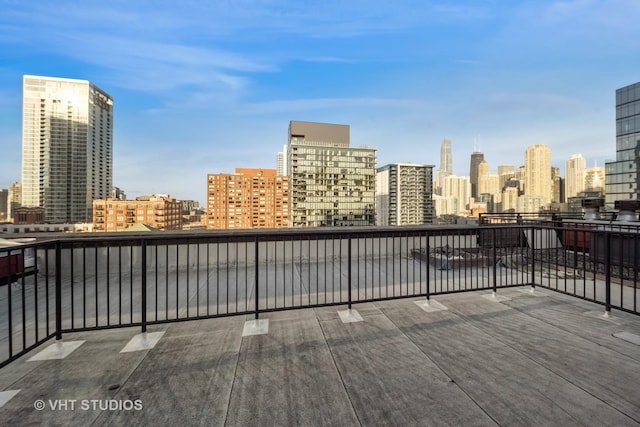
(1, 287), (640, 426)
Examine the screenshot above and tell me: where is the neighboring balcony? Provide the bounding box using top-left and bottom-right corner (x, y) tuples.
(0, 221), (639, 424)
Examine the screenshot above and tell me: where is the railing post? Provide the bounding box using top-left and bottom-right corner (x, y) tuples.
(605, 232), (612, 317)
(492, 227), (497, 295)
(55, 241), (62, 340)
(425, 235), (430, 302)
(255, 236), (259, 320)
(348, 237), (352, 310)
(141, 240), (147, 333)
(7, 247), (13, 356)
(530, 225), (536, 289)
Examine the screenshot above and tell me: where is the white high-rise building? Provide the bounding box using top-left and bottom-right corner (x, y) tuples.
(276, 144), (288, 176)
(21, 75), (113, 223)
(524, 144), (552, 206)
(376, 163), (434, 226)
(566, 154), (586, 199)
(440, 175), (471, 215)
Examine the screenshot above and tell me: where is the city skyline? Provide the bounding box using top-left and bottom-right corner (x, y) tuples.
(1, 1), (639, 204)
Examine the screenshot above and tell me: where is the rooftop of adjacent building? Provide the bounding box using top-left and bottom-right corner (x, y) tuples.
(289, 120), (351, 147)
(1, 288), (639, 425)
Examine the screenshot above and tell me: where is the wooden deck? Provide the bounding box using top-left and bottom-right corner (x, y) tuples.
(1, 287), (639, 426)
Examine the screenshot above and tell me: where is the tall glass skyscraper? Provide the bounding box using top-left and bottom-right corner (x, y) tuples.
(21, 75), (113, 223)
(605, 82), (640, 208)
(288, 120), (376, 227)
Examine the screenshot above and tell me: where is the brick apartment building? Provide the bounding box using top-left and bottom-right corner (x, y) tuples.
(206, 168), (289, 229)
(93, 195), (182, 232)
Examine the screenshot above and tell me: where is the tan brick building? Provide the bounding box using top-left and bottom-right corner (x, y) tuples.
(93, 195), (182, 232)
(207, 168), (289, 229)
(13, 207), (46, 225)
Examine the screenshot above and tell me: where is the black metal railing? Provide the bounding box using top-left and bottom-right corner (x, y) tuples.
(1, 223), (639, 368)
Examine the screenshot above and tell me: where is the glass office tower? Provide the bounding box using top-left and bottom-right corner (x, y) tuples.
(288, 121), (376, 227)
(605, 82), (640, 208)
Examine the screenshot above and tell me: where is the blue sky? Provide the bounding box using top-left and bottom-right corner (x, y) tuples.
(1, 0), (639, 204)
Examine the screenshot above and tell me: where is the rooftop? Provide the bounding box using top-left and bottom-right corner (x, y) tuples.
(1, 287), (640, 426)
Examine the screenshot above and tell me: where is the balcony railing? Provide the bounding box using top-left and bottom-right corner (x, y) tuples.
(1, 223), (639, 368)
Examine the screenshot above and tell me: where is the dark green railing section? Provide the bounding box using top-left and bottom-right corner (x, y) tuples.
(1, 223), (639, 368)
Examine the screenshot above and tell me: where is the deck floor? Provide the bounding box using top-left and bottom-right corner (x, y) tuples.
(1, 287), (640, 426)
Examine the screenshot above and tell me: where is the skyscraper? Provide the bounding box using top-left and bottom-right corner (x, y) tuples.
(21, 75), (113, 223)
(8, 181), (21, 221)
(524, 144), (552, 206)
(565, 154), (586, 199)
(469, 151), (484, 199)
(606, 82), (640, 208)
(0, 189), (7, 222)
(477, 160), (490, 194)
(276, 144), (288, 176)
(440, 175), (471, 215)
(288, 120), (376, 227)
(497, 164), (515, 193)
(376, 163), (434, 226)
(435, 139), (452, 196)
(585, 166), (605, 194)
(439, 139), (452, 175)
(552, 166), (564, 205)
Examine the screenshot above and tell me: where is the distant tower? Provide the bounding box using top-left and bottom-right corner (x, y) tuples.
(585, 166), (605, 194)
(524, 144), (552, 206)
(566, 154), (586, 199)
(440, 139), (452, 176)
(435, 139), (453, 196)
(8, 181), (21, 220)
(469, 151), (485, 199)
(440, 175), (471, 215)
(21, 75), (113, 223)
(276, 144), (288, 176)
(0, 189), (7, 221)
(552, 167), (564, 204)
(498, 164), (515, 192)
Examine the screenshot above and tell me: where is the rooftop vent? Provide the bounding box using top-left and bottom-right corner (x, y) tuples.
(614, 200), (640, 222)
(582, 198), (603, 220)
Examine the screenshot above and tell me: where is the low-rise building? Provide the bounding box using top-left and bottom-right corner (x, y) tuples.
(93, 195), (182, 232)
